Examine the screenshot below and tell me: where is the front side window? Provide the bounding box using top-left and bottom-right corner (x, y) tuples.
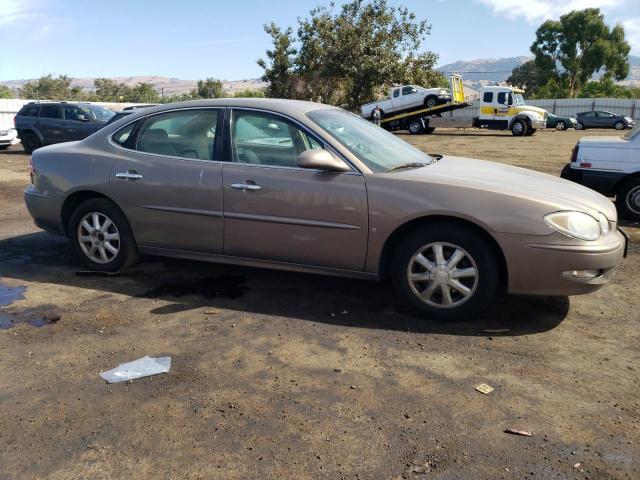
(39, 105), (61, 118)
(64, 105), (88, 121)
(402, 86), (417, 96)
(308, 108), (433, 173)
(231, 110), (322, 168)
(136, 109), (219, 160)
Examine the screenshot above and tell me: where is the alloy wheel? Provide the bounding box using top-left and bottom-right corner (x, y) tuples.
(77, 212), (120, 264)
(407, 242), (479, 308)
(626, 186), (640, 216)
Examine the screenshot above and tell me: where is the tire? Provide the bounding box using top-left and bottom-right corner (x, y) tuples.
(511, 119), (528, 136)
(614, 121), (625, 130)
(390, 222), (498, 320)
(425, 96), (438, 109)
(408, 120), (424, 135)
(69, 198), (139, 272)
(616, 178), (640, 220)
(555, 121), (566, 130)
(424, 127), (436, 134)
(526, 128), (536, 136)
(21, 131), (41, 154)
(575, 122), (584, 130)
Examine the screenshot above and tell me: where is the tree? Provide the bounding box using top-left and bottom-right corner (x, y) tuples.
(257, 0), (446, 110)
(94, 78), (130, 102)
(0, 85), (14, 99)
(530, 9), (630, 97)
(19, 74), (74, 100)
(196, 78), (224, 98)
(506, 60), (550, 95)
(257, 23), (296, 99)
(579, 78), (635, 98)
(234, 89), (266, 98)
(124, 83), (160, 103)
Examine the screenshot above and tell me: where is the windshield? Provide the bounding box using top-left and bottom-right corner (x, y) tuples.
(85, 105), (115, 122)
(307, 109), (432, 173)
(623, 124), (640, 141)
(513, 93), (526, 106)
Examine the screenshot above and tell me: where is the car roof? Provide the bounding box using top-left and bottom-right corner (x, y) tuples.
(126, 98), (337, 118)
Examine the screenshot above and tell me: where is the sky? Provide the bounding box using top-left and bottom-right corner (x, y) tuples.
(0, 0), (639, 82)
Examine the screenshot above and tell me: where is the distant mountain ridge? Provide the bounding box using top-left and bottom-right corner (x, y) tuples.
(437, 55), (640, 98)
(2, 55), (638, 98)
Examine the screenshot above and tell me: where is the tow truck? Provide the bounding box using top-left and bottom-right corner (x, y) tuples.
(370, 76), (547, 136)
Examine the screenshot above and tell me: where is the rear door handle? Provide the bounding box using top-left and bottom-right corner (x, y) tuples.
(115, 171), (143, 180)
(230, 183), (261, 191)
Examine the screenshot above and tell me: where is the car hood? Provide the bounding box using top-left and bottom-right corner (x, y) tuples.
(390, 155), (617, 220)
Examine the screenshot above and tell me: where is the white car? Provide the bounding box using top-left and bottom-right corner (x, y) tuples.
(561, 125), (640, 220)
(361, 85), (451, 119)
(0, 127), (19, 150)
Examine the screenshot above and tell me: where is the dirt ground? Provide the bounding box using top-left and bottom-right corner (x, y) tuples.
(0, 128), (638, 480)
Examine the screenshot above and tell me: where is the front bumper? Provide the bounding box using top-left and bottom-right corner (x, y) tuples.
(495, 229), (626, 296)
(532, 118), (547, 129)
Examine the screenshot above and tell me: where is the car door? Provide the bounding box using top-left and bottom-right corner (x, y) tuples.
(62, 105), (95, 141)
(108, 108), (225, 253)
(36, 104), (64, 144)
(222, 108), (368, 271)
(389, 88), (401, 112)
(582, 111), (597, 128)
(401, 86), (420, 109)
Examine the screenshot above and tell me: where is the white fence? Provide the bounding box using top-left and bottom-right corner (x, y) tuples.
(445, 97), (640, 121)
(0, 98), (142, 130)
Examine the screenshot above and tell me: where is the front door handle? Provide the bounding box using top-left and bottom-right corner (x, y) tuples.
(115, 171), (143, 180)
(230, 183), (261, 191)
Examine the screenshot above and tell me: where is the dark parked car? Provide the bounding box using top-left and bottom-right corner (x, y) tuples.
(546, 113), (576, 130)
(102, 105), (156, 127)
(15, 102), (115, 153)
(575, 111), (635, 130)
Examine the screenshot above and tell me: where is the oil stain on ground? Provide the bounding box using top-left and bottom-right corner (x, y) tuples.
(140, 274), (248, 300)
(0, 283), (26, 306)
(0, 312), (60, 330)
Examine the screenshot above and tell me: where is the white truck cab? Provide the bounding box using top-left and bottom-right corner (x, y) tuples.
(561, 125), (640, 220)
(475, 85), (547, 135)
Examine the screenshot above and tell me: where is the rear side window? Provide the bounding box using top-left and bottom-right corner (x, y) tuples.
(584, 112), (595, 118)
(19, 105), (40, 116)
(112, 120), (140, 147)
(39, 105), (61, 118)
(136, 109), (220, 160)
(483, 92), (493, 103)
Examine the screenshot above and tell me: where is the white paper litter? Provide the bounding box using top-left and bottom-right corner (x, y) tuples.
(99, 356), (171, 383)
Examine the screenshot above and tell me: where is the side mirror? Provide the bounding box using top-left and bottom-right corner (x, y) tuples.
(297, 149), (350, 172)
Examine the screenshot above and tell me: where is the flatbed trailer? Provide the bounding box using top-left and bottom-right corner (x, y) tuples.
(380, 75), (471, 134)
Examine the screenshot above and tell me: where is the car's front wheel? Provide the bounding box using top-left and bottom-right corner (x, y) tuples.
(69, 198), (139, 272)
(616, 178), (640, 220)
(425, 96), (438, 108)
(555, 121), (566, 130)
(391, 223), (498, 320)
(511, 119), (528, 136)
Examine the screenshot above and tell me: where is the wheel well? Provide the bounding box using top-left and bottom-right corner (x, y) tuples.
(378, 215), (508, 286)
(613, 172), (640, 194)
(60, 191), (117, 237)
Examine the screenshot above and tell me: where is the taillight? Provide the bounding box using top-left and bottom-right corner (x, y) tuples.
(570, 144), (579, 163)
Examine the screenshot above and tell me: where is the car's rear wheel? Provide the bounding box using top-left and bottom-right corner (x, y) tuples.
(69, 198), (139, 272)
(511, 119), (528, 136)
(390, 223), (498, 320)
(614, 121), (625, 130)
(555, 121), (566, 130)
(575, 122), (584, 130)
(21, 132), (41, 154)
(616, 178), (640, 220)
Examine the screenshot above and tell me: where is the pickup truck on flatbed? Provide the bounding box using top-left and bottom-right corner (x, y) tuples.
(361, 85), (451, 120)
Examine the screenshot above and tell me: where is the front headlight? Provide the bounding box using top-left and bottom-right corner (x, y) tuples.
(544, 211), (601, 241)
(597, 212), (610, 235)
(439, 89), (448, 95)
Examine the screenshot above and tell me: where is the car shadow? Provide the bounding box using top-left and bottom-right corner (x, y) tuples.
(0, 232), (570, 336)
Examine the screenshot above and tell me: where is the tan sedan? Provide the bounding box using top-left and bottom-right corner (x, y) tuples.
(24, 99), (627, 319)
